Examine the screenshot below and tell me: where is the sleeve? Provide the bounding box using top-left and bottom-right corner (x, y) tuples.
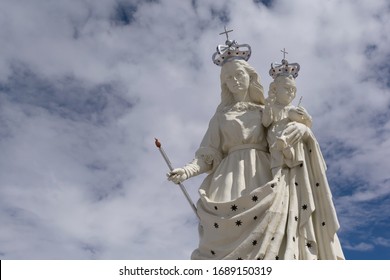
(183, 113), (223, 178)
(196, 113), (224, 172)
(262, 103), (273, 128)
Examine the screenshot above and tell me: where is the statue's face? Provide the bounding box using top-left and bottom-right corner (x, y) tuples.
(274, 76), (296, 105)
(221, 61), (250, 100)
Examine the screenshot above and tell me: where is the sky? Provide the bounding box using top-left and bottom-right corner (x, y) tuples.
(0, 0), (389, 260)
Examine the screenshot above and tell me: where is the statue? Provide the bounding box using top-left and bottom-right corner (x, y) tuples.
(263, 57), (312, 174)
(167, 29), (344, 260)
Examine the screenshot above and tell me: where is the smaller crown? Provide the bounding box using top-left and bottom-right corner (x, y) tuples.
(212, 27), (251, 66)
(269, 59), (300, 79)
(269, 49), (300, 79)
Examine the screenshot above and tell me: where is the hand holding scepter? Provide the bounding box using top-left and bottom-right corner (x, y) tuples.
(154, 138), (199, 220)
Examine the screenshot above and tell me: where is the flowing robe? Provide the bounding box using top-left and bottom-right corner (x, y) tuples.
(191, 102), (344, 260)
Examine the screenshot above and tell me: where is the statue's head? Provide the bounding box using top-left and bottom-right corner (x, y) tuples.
(220, 60), (265, 106)
(269, 75), (297, 106)
(212, 28), (264, 110)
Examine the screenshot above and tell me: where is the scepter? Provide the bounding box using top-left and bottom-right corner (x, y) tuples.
(154, 138), (199, 220)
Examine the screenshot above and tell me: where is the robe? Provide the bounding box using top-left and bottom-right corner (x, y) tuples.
(190, 102), (344, 260)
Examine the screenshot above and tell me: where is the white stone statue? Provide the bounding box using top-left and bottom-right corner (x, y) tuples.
(263, 62), (312, 174)
(168, 31), (344, 260)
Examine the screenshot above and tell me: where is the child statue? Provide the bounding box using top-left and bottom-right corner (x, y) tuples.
(262, 59), (312, 175)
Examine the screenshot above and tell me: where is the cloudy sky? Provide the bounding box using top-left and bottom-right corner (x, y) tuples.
(0, 0), (389, 260)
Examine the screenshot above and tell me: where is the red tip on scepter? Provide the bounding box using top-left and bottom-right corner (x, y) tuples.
(154, 138), (161, 148)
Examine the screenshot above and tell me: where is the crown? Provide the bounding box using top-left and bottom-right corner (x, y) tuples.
(269, 48), (300, 79)
(212, 27), (251, 66)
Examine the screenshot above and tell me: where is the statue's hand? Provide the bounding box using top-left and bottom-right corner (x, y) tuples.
(283, 122), (309, 147)
(265, 96), (276, 106)
(167, 168), (188, 184)
(296, 106), (312, 121)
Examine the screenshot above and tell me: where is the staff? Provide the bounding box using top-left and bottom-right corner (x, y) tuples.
(154, 138), (199, 220)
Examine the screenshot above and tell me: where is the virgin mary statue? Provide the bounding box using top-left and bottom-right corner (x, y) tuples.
(168, 32), (344, 260)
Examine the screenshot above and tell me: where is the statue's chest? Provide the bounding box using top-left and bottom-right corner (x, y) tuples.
(222, 110), (261, 138)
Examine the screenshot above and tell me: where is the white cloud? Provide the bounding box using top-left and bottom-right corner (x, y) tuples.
(343, 242), (374, 252)
(0, 0), (389, 259)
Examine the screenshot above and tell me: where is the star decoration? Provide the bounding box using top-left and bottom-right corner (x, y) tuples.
(322, 221), (326, 226)
(270, 183), (275, 188)
(252, 240), (258, 246)
(214, 223), (219, 228)
(235, 220), (242, 226)
(302, 204), (308, 210)
(237, 257), (243, 260)
(253, 216), (258, 220)
(275, 256), (279, 260)
(231, 204), (238, 211)
(306, 242), (312, 248)
(252, 195), (258, 202)
(211, 250), (216, 255)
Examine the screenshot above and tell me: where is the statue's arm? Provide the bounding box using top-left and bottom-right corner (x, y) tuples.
(262, 97), (274, 127)
(168, 114), (222, 184)
(282, 121), (310, 147)
(296, 106), (312, 128)
(167, 157), (212, 184)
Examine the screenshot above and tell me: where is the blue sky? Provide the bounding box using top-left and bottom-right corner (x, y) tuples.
(0, 0), (389, 260)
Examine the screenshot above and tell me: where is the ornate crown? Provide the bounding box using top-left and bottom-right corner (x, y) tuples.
(269, 49), (300, 79)
(212, 27), (251, 66)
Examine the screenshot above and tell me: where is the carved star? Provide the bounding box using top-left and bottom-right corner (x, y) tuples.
(322, 221), (326, 226)
(253, 216), (258, 220)
(211, 250), (216, 255)
(214, 223), (219, 228)
(275, 256), (279, 260)
(302, 204), (308, 210)
(237, 257), (243, 260)
(231, 204), (238, 211)
(235, 220), (242, 226)
(252, 240), (258, 246)
(252, 195), (258, 202)
(306, 242), (312, 248)
(270, 183), (275, 188)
